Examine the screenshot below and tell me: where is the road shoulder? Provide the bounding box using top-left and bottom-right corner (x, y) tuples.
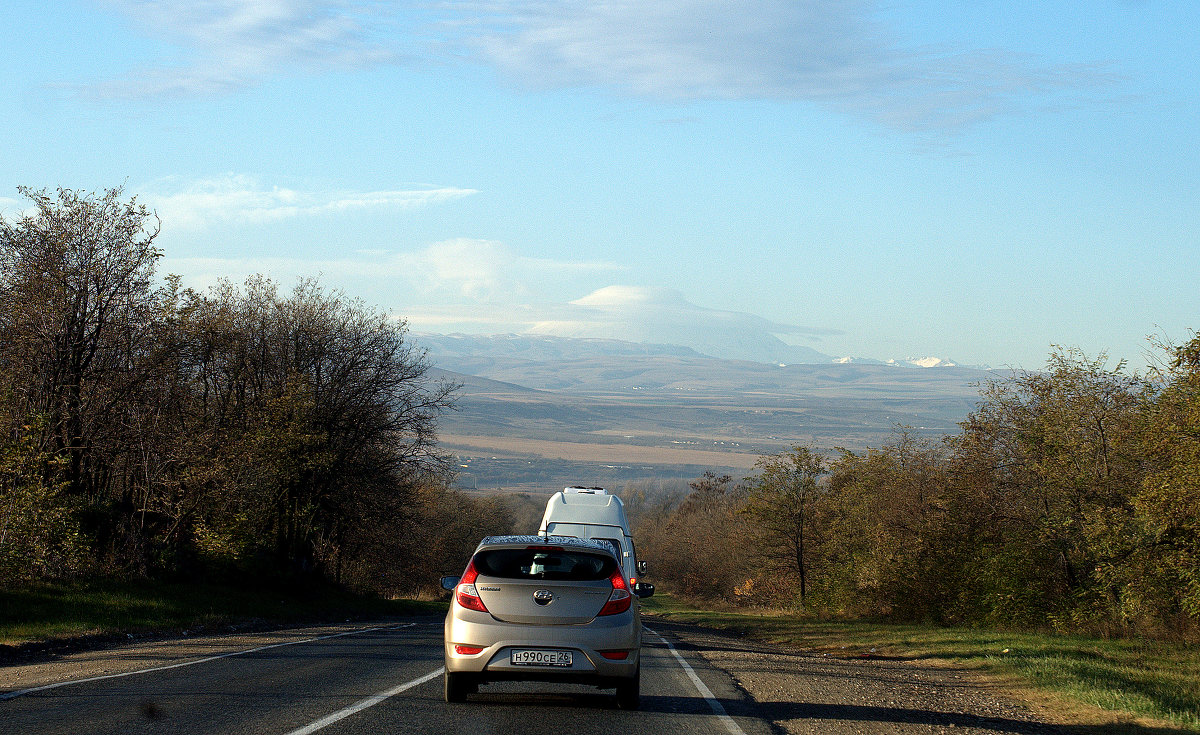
(647, 617), (1063, 735)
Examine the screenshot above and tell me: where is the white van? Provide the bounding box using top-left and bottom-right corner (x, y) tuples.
(538, 487), (650, 590)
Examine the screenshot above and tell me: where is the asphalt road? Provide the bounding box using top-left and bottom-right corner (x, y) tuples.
(0, 618), (773, 735)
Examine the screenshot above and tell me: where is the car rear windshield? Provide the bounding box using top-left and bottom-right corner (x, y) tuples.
(594, 538), (622, 560)
(474, 548), (616, 581)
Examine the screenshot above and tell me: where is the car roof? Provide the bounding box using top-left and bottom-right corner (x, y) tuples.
(476, 534), (618, 558)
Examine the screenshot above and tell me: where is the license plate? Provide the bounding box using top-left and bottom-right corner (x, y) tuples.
(511, 649), (573, 667)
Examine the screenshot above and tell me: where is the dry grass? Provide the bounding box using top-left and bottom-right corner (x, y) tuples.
(0, 580), (445, 648)
(439, 433), (764, 468)
(642, 595), (1200, 733)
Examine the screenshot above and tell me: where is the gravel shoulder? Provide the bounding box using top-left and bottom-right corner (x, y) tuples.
(648, 618), (1064, 735)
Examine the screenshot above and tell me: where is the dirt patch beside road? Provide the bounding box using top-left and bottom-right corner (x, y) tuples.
(649, 619), (1064, 735)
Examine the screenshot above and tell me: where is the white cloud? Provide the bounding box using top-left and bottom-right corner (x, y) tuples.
(160, 239), (623, 311)
(413, 239), (517, 300)
(396, 238), (623, 302)
(88, 0), (397, 98)
(0, 196), (31, 217)
(449, 0), (1114, 131)
(138, 175), (476, 229)
(80, 0), (1112, 132)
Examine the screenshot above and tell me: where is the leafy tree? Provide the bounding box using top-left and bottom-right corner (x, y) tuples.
(0, 417), (85, 584)
(635, 472), (752, 601)
(0, 185), (458, 589)
(169, 276), (457, 577)
(821, 430), (953, 619)
(1134, 333), (1200, 624)
(373, 478), (518, 595)
(742, 447), (825, 605)
(952, 348), (1150, 628)
(0, 186), (163, 570)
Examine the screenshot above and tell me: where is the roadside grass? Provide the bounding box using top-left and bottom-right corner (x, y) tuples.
(641, 594), (1200, 733)
(0, 578), (448, 649)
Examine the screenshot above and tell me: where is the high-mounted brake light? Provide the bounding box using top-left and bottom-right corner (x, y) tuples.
(455, 559), (488, 613)
(598, 568), (632, 616)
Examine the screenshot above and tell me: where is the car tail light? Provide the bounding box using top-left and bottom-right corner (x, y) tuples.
(598, 568), (632, 616)
(454, 645), (484, 655)
(455, 559), (488, 613)
(599, 650), (629, 660)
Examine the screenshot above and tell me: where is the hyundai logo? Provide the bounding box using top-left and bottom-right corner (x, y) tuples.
(533, 589), (553, 605)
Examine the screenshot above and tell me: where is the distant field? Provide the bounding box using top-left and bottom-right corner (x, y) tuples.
(440, 433), (764, 468)
(428, 346), (997, 491)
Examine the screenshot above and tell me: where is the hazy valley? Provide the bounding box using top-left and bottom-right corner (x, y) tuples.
(418, 334), (1002, 492)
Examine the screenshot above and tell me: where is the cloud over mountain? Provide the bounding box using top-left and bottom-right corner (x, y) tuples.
(527, 286), (837, 364)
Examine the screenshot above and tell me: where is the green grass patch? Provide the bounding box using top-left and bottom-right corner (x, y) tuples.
(642, 594), (1200, 732)
(0, 578), (448, 648)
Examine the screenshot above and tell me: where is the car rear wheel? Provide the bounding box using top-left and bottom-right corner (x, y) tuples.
(614, 665), (640, 710)
(444, 671), (476, 703)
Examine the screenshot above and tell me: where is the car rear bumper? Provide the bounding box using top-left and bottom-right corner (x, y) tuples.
(444, 608), (640, 680)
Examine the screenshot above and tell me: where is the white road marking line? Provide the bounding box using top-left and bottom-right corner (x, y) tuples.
(283, 667), (444, 735)
(644, 626), (748, 735)
(0, 623), (416, 702)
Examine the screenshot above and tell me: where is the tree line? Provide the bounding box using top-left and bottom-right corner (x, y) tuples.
(0, 186), (494, 593)
(5, 186), (1196, 638)
(629, 343), (1200, 638)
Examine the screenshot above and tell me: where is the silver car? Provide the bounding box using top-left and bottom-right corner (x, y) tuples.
(441, 535), (654, 708)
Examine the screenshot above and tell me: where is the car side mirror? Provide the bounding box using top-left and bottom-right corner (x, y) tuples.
(637, 561), (648, 575)
(633, 582), (654, 599)
(440, 576), (460, 591)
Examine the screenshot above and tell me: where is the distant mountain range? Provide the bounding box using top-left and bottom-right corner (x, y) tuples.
(411, 333), (1003, 492)
(415, 332), (972, 371)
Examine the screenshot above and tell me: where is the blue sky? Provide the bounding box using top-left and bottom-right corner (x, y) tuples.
(1, 1), (1197, 369)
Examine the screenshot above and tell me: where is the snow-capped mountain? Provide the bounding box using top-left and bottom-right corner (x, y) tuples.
(832, 356), (886, 365)
(835, 356), (961, 368)
(890, 357), (958, 368)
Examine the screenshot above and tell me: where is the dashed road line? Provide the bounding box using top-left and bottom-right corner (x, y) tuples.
(283, 667), (444, 735)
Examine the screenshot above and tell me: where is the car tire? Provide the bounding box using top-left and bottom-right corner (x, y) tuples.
(614, 665), (641, 710)
(444, 671), (475, 703)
